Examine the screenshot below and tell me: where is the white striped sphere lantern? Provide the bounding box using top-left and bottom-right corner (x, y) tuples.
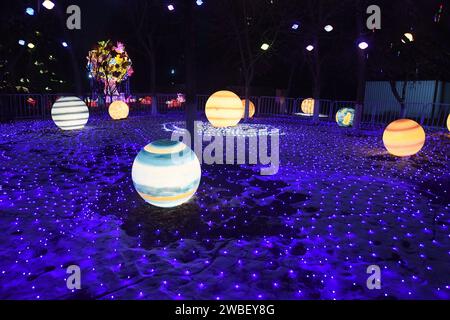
(132, 140), (201, 208)
(51, 96), (89, 130)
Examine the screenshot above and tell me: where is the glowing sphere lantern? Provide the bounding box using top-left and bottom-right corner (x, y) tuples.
(132, 140), (201, 208)
(241, 99), (255, 118)
(447, 114), (450, 132)
(51, 96), (89, 130)
(336, 108), (355, 127)
(301, 98), (315, 115)
(108, 101), (129, 120)
(205, 90), (243, 127)
(382, 119), (426, 157)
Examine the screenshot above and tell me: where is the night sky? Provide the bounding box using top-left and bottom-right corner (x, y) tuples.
(1, 0), (450, 99)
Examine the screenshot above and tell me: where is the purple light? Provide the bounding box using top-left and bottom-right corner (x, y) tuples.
(306, 45), (314, 52)
(358, 41), (369, 50)
(291, 23), (299, 30)
(167, 4), (175, 11)
(62, 41), (68, 48)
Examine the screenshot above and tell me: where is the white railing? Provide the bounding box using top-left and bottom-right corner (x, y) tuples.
(1, 93), (449, 129)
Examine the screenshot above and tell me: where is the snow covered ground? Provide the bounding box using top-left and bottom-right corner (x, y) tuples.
(0, 114), (448, 300)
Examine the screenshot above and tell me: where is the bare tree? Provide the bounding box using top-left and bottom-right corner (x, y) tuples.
(128, 0), (161, 115)
(213, 0), (290, 119)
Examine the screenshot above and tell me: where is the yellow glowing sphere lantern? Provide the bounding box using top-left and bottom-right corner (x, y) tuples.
(301, 98), (315, 115)
(241, 99), (255, 118)
(382, 119), (426, 157)
(205, 90), (243, 127)
(447, 114), (450, 132)
(108, 101), (129, 120)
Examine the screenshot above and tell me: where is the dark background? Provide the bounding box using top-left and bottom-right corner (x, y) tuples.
(1, 0), (449, 100)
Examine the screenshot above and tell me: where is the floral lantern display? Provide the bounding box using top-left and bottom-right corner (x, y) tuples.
(108, 100), (129, 120)
(382, 119), (426, 157)
(131, 140), (201, 208)
(87, 40), (134, 97)
(301, 98), (315, 115)
(140, 96), (153, 105)
(166, 94), (186, 109)
(205, 90), (243, 128)
(51, 96), (89, 130)
(241, 99), (256, 118)
(26, 97), (37, 107)
(336, 108), (355, 127)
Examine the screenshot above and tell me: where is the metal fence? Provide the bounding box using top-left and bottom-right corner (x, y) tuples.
(1, 93), (449, 129)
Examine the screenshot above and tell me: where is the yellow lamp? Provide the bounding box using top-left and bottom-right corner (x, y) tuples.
(241, 99), (255, 118)
(205, 90), (243, 127)
(109, 101), (129, 120)
(447, 114), (450, 132)
(382, 119), (426, 157)
(301, 98), (314, 115)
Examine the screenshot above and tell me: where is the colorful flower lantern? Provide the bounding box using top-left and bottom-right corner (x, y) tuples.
(132, 140), (201, 208)
(382, 119), (426, 157)
(241, 99), (256, 118)
(205, 90), (243, 127)
(26, 97), (37, 106)
(51, 96), (89, 130)
(336, 108), (355, 127)
(301, 98), (314, 115)
(140, 96), (153, 105)
(109, 101), (129, 120)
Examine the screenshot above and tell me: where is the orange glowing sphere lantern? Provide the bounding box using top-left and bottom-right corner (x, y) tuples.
(241, 99), (255, 118)
(301, 98), (315, 115)
(108, 100), (129, 120)
(205, 90), (243, 127)
(382, 119), (426, 157)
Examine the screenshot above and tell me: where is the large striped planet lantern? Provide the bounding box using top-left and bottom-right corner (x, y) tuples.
(51, 96), (89, 130)
(382, 119), (426, 157)
(109, 100), (129, 120)
(336, 108), (355, 127)
(241, 99), (256, 118)
(132, 140), (201, 208)
(301, 98), (315, 115)
(205, 90), (243, 127)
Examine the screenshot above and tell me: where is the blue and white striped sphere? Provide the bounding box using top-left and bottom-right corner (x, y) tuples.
(51, 96), (89, 130)
(132, 140), (201, 208)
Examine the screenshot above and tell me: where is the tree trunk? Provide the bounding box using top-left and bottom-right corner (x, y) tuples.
(390, 80), (408, 119)
(244, 81), (250, 120)
(149, 52), (158, 116)
(354, 0), (366, 130)
(312, 39), (321, 123)
(185, 2), (197, 143)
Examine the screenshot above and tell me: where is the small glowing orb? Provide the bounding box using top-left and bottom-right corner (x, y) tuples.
(383, 119), (426, 157)
(336, 108), (355, 127)
(324, 25), (334, 32)
(358, 41), (369, 50)
(51, 96), (89, 130)
(301, 98), (315, 114)
(261, 43), (270, 51)
(132, 140), (201, 208)
(108, 101), (129, 120)
(402, 33), (414, 43)
(447, 114), (450, 132)
(241, 99), (255, 118)
(205, 90), (243, 128)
